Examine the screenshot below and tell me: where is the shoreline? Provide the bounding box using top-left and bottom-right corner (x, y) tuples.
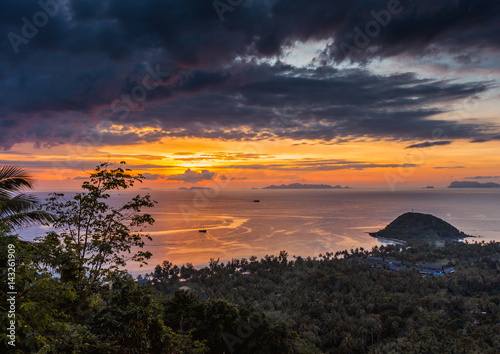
(367, 233), (407, 245)
(368, 233), (475, 245)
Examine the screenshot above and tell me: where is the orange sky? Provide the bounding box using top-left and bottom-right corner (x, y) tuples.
(3, 134), (499, 191)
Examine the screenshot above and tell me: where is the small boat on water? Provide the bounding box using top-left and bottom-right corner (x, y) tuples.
(199, 230), (207, 233)
(253, 200), (260, 203)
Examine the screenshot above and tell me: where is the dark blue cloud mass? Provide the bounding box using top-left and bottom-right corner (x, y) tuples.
(0, 0), (499, 149)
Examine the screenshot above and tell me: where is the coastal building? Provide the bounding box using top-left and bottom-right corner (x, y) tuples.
(363, 257), (455, 277)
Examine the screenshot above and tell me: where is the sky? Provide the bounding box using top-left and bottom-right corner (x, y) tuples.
(1, 0), (500, 190)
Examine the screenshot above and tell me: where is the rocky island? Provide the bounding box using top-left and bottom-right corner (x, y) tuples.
(369, 212), (471, 243)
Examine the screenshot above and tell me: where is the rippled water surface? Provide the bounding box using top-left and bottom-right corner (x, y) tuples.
(20, 189), (500, 272)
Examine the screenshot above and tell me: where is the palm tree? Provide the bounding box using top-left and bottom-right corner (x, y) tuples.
(0, 166), (53, 229)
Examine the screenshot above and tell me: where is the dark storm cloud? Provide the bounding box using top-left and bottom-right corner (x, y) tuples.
(319, 0), (500, 63)
(405, 141), (453, 149)
(0, 65), (495, 148)
(144, 66), (494, 142)
(470, 135), (500, 143)
(3, 1), (499, 62)
(1, 0), (499, 149)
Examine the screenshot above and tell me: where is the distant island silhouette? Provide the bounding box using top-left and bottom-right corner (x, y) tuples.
(448, 181), (500, 188)
(369, 212), (471, 243)
(178, 187), (212, 190)
(263, 183), (350, 189)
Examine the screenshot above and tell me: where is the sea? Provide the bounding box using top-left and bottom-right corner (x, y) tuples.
(18, 189), (500, 275)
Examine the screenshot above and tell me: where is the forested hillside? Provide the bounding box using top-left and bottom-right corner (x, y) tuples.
(147, 242), (500, 353)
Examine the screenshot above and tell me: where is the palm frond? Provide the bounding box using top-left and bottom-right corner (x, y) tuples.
(0, 193), (40, 212)
(0, 166), (52, 229)
(0, 166), (33, 193)
(0, 210), (55, 228)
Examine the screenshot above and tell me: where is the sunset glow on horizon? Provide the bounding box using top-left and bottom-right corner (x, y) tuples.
(3, 134), (499, 191)
(1, 1), (499, 190)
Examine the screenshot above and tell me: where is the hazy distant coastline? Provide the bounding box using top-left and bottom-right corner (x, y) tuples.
(263, 183), (350, 189)
(448, 181), (500, 188)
